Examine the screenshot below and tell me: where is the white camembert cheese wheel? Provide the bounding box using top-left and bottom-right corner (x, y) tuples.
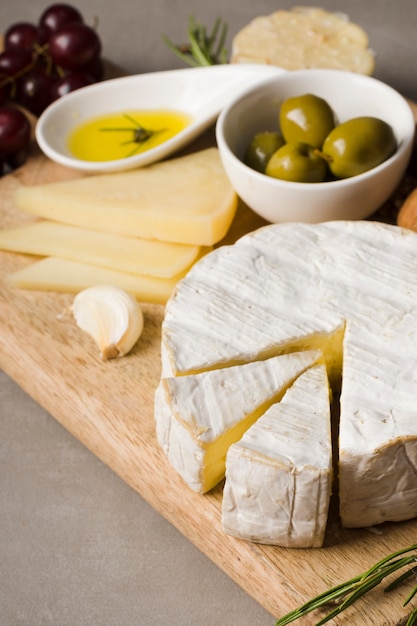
(155, 350), (322, 493)
(222, 364), (332, 548)
(160, 220), (417, 530)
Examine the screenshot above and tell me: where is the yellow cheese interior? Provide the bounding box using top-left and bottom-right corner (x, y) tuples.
(202, 389), (294, 493)
(0, 221), (205, 279)
(199, 331), (342, 492)
(9, 257), (182, 304)
(187, 326), (345, 390)
(189, 350), (326, 492)
(12, 147), (238, 246)
(203, 408), (268, 492)
(200, 329), (342, 492)
(171, 328), (343, 493)
(196, 330), (340, 492)
(162, 320), (344, 493)
(272, 326), (345, 390)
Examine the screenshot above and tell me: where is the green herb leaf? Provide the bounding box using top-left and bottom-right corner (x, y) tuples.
(275, 544), (417, 626)
(163, 16), (228, 67)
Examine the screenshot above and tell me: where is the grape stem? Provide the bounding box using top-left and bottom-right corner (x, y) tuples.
(0, 43), (60, 95)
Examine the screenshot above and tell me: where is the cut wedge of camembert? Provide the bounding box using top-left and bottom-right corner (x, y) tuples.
(222, 364), (332, 548)
(155, 350), (322, 493)
(160, 220), (417, 529)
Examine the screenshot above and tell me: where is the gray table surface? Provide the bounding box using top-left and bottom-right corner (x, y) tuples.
(1, 2), (417, 625)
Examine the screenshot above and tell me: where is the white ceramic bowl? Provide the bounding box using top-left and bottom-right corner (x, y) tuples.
(216, 69), (415, 223)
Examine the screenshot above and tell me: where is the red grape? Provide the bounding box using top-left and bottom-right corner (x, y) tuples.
(4, 22), (40, 52)
(0, 106), (31, 155)
(39, 3), (83, 40)
(0, 155), (6, 176)
(78, 56), (104, 81)
(5, 146), (31, 171)
(50, 72), (94, 100)
(0, 3), (104, 142)
(0, 49), (32, 77)
(48, 23), (101, 70)
(16, 67), (53, 115)
(0, 83), (9, 106)
(0, 49), (33, 100)
(0, 2), (107, 173)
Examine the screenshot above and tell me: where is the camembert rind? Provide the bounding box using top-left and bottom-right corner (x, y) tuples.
(154, 351), (323, 493)
(339, 322), (417, 527)
(160, 220), (417, 528)
(222, 364), (332, 548)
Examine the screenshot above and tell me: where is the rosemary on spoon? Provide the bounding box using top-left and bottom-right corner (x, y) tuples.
(275, 544), (417, 625)
(162, 16), (228, 67)
(99, 114), (166, 157)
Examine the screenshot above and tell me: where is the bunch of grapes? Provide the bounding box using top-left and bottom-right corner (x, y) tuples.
(0, 3), (104, 174)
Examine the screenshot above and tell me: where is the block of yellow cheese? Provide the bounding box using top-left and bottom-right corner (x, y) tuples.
(0, 221), (204, 278)
(12, 148), (238, 246)
(9, 257), (179, 304)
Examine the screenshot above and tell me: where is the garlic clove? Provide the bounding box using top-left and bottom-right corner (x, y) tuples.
(71, 285), (144, 359)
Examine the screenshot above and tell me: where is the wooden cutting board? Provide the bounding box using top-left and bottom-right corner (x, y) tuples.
(1, 110), (417, 626)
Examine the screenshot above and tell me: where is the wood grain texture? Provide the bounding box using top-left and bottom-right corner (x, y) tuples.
(1, 117), (417, 625)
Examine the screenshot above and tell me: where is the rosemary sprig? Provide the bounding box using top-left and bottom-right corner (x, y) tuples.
(162, 16), (228, 67)
(99, 113), (154, 141)
(98, 114), (167, 157)
(275, 544), (417, 626)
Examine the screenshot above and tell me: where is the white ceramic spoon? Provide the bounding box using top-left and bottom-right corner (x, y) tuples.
(35, 64), (286, 173)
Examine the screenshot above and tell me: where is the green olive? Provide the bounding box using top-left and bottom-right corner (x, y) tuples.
(321, 116), (397, 178)
(279, 93), (336, 149)
(244, 131), (285, 172)
(265, 142), (328, 183)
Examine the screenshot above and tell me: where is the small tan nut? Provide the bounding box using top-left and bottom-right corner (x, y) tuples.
(397, 187), (417, 232)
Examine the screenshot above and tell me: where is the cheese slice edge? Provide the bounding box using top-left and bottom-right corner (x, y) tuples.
(12, 147), (238, 246)
(0, 221), (204, 279)
(8, 257), (182, 304)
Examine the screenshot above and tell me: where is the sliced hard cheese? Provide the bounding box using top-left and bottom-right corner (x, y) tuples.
(0, 221), (204, 279)
(222, 364), (332, 548)
(231, 7), (375, 75)
(8, 257), (179, 304)
(154, 350), (322, 493)
(12, 148), (238, 246)
(160, 221), (417, 528)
